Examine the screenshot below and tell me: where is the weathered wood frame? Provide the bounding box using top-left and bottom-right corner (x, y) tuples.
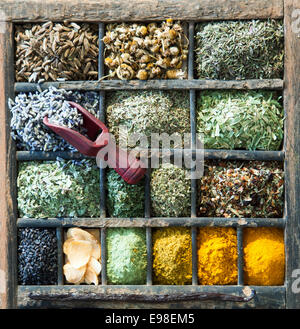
(0, 0), (299, 309)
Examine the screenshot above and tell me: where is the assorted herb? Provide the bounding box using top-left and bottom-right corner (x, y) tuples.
(198, 161), (284, 218)
(106, 90), (190, 149)
(195, 19), (284, 80)
(196, 90), (284, 150)
(17, 159), (100, 218)
(106, 169), (145, 218)
(151, 164), (191, 217)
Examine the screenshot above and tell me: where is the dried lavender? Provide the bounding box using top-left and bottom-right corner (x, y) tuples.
(198, 161), (284, 218)
(18, 228), (57, 285)
(197, 91), (284, 150)
(195, 20), (284, 79)
(17, 159), (100, 218)
(9, 87), (99, 152)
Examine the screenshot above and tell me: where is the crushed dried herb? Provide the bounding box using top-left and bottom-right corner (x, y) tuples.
(198, 161), (284, 218)
(151, 163), (191, 217)
(244, 227), (285, 285)
(17, 159), (100, 218)
(195, 19), (284, 80)
(106, 169), (145, 218)
(196, 90), (284, 151)
(152, 227), (192, 285)
(197, 227), (238, 285)
(106, 228), (147, 285)
(106, 90), (190, 149)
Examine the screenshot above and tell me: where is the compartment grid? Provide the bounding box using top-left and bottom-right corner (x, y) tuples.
(14, 19), (286, 294)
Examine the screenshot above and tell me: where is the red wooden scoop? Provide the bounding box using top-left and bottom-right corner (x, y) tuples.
(43, 101), (146, 185)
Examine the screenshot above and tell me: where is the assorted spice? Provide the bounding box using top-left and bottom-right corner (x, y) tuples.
(152, 227), (192, 285)
(17, 159), (100, 218)
(243, 227), (285, 285)
(106, 90), (190, 149)
(103, 20), (188, 80)
(13, 19), (287, 289)
(9, 87), (99, 152)
(195, 19), (284, 79)
(63, 228), (101, 285)
(197, 91), (284, 151)
(151, 164), (191, 217)
(18, 228), (57, 285)
(15, 22), (98, 82)
(106, 169), (145, 218)
(198, 161), (284, 218)
(197, 227), (238, 285)
(106, 228), (147, 285)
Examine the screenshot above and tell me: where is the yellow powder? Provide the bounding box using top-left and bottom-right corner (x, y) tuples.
(244, 227), (285, 285)
(197, 227), (238, 285)
(152, 227), (192, 285)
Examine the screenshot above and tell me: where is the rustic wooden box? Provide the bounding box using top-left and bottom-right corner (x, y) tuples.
(0, 0), (299, 309)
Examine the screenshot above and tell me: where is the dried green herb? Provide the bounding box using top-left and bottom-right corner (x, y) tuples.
(17, 159), (100, 218)
(106, 90), (190, 148)
(195, 19), (284, 79)
(198, 161), (284, 218)
(151, 164), (191, 217)
(196, 90), (284, 150)
(106, 169), (145, 217)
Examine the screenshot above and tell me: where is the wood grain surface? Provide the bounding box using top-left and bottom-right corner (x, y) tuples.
(0, 22), (17, 309)
(0, 0), (283, 22)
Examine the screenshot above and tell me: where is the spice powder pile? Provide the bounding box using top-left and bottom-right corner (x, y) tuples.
(243, 227), (285, 285)
(152, 227), (192, 285)
(103, 19), (188, 80)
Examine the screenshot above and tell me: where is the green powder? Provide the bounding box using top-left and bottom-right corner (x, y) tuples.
(106, 228), (147, 285)
(106, 169), (145, 218)
(17, 160), (100, 218)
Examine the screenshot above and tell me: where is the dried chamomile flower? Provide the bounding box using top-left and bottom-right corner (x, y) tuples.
(103, 20), (188, 80)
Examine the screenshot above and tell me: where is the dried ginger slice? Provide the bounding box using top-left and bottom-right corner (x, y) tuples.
(88, 257), (102, 275)
(66, 240), (92, 269)
(63, 262), (86, 284)
(85, 265), (99, 285)
(67, 228), (101, 260)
